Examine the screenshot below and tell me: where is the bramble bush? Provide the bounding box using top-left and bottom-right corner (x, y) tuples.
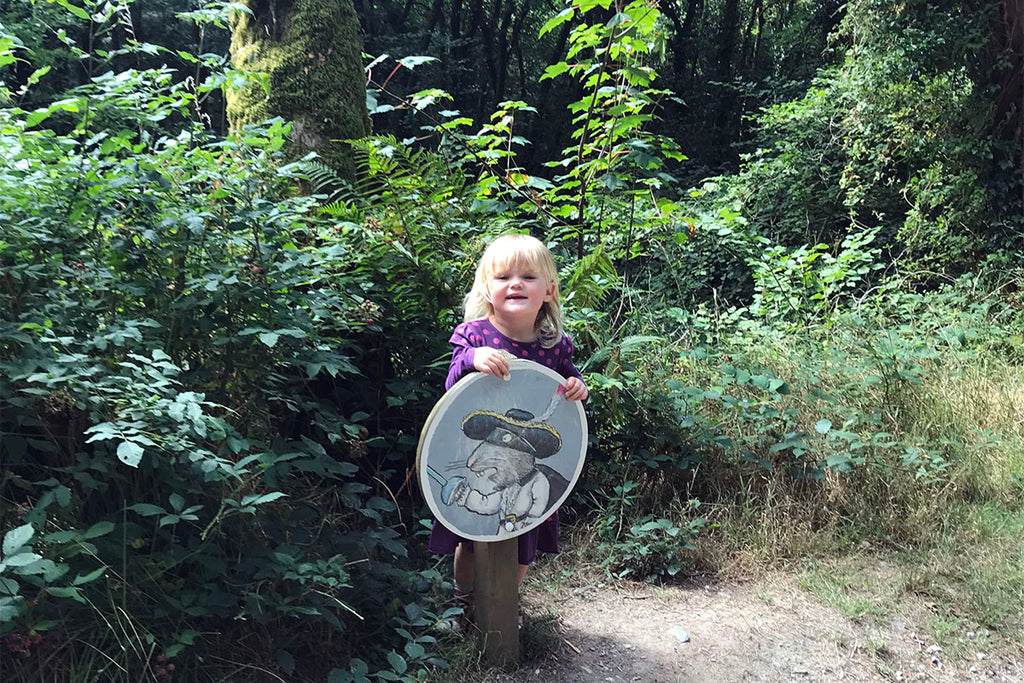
(0, 5), (476, 680)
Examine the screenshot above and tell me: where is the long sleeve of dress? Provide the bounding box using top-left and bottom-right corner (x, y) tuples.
(556, 336), (584, 383)
(445, 324), (480, 390)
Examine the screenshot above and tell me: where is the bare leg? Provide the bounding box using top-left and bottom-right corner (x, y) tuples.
(454, 542), (475, 587)
(517, 564), (528, 583)
(453, 542), (475, 620)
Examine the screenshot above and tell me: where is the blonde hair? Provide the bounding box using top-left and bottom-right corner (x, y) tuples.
(464, 234), (564, 348)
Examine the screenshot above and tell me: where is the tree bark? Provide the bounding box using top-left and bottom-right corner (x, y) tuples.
(713, 0), (740, 148)
(228, 0), (371, 183)
(423, 0), (447, 51)
(663, 0), (704, 90)
(493, 0), (517, 106)
(990, 0), (1022, 145)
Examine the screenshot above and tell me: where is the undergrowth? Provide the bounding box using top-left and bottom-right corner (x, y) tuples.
(570, 274), (1024, 650)
(2, 0), (1022, 678)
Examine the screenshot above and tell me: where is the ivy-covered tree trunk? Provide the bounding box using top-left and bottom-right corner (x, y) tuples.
(228, 0), (371, 182)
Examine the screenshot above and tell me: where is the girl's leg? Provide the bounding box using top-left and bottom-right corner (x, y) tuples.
(453, 541), (475, 587)
(453, 542), (475, 618)
(517, 564), (528, 582)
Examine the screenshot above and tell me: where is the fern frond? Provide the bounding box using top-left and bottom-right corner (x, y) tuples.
(319, 199), (363, 220)
(579, 335), (664, 373)
(563, 244), (619, 309)
(304, 160), (362, 208)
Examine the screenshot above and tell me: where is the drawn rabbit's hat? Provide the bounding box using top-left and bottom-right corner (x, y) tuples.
(462, 408), (562, 458)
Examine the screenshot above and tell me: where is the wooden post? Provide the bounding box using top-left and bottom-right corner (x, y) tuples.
(474, 538), (520, 666)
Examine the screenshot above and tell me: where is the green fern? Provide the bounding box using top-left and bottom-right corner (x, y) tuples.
(304, 159), (361, 209)
(563, 244), (619, 310)
(580, 335), (664, 373)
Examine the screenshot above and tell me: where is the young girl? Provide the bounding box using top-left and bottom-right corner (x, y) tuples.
(427, 233), (589, 612)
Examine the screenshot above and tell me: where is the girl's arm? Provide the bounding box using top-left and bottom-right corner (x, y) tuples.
(558, 335), (589, 401)
(446, 342), (477, 390)
(448, 322), (514, 388)
(446, 322), (485, 390)
(447, 342), (510, 388)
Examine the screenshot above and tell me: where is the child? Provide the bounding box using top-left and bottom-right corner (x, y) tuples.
(428, 233), (589, 615)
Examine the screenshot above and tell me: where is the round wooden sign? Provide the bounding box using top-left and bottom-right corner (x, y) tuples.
(417, 359), (588, 543)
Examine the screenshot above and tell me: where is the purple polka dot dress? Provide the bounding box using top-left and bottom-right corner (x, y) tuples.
(428, 318), (584, 564)
(444, 318), (582, 391)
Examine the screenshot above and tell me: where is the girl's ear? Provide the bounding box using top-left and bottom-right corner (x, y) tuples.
(544, 281), (556, 302)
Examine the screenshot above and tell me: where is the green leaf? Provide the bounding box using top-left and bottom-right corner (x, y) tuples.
(539, 8), (574, 37)
(814, 419), (832, 434)
(83, 521), (114, 539)
(0, 596), (23, 622)
(397, 55), (436, 69)
(117, 441), (144, 467)
(350, 659), (368, 676)
(45, 530), (79, 543)
(258, 332), (279, 347)
(386, 650), (407, 674)
(25, 108), (52, 128)
(606, 12), (630, 28)
(176, 630), (199, 645)
(2, 552), (42, 568)
(240, 492), (287, 507)
(158, 515), (181, 528)
(47, 586), (86, 603)
(55, 486), (71, 508)
(72, 567), (106, 586)
(825, 454), (852, 471)
(3, 524), (33, 556)
(541, 61), (572, 81)
(275, 328), (307, 338)
(129, 503), (166, 517)
(52, 0), (91, 20)
(23, 65), (51, 89)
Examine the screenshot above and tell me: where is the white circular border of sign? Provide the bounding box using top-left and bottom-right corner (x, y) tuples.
(417, 359), (588, 543)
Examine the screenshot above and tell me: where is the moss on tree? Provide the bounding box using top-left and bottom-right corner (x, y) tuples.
(227, 0), (371, 182)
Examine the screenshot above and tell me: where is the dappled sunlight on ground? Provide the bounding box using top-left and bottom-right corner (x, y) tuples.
(477, 569), (1023, 682)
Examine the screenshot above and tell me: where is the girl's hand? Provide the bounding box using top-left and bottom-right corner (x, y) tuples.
(473, 346), (510, 380)
(564, 376), (589, 402)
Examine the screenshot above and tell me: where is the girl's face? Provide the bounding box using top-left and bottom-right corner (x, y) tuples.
(487, 262), (555, 321)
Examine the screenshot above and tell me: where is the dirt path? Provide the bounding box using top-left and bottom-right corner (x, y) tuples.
(475, 571), (1022, 682)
